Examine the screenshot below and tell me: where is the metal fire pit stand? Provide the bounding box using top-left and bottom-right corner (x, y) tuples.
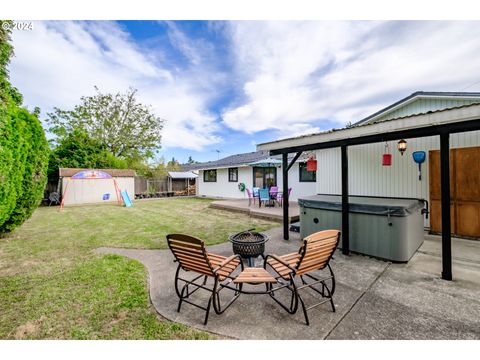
(229, 229), (269, 267)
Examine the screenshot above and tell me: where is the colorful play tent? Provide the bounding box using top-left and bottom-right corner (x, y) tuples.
(59, 169), (128, 208)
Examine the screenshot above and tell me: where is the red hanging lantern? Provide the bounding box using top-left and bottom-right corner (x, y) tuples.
(382, 143), (392, 166)
(306, 156), (317, 171)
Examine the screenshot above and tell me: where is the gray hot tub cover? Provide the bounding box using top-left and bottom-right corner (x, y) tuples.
(298, 195), (425, 217)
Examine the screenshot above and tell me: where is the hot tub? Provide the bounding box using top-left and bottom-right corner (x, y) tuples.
(298, 195), (427, 262)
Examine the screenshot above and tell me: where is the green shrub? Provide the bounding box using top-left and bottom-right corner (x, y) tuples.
(0, 20), (49, 234)
(0, 104), (21, 228)
(1, 107), (48, 232)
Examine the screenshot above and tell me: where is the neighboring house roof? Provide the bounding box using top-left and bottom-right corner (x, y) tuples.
(354, 91), (480, 126)
(168, 171), (198, 179)
(59, 168), (136, 178)
(183, 150), (311, 171)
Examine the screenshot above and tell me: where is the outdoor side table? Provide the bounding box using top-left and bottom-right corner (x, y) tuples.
(233, 267), (277, 294)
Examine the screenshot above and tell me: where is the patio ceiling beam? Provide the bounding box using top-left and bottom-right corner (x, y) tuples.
(287, 151), (303, 172)
(268, 118), (480, 155)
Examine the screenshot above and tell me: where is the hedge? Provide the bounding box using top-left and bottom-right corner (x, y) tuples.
(0, 20), (49, 234)
(0, 103), (49, 234)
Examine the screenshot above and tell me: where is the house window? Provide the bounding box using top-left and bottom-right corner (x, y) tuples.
(228, 168), (238, 182)
(299, 162), (316, 182)
(203, 169), (217, 182)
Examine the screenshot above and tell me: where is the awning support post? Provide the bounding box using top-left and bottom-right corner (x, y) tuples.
(341, 145), (350, 255)
(440, 132), (452, 281)
(287, 151), (303, 171)
(282, 152), (289, 240)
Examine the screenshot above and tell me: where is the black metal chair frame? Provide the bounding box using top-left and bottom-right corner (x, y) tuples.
(168, 234), (244, 325)
(48, 191), (60, 206)
(263, 231), (340, 325)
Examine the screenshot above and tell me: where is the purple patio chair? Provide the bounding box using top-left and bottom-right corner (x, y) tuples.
(277, 188), (292, 207)
(269, 186), (279, 206)
(246, 188), (256, 206)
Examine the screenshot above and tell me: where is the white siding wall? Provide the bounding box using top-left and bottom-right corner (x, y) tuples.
(315, 131), (480, 226)
(197, 163), (317, 200)
(287, 163), (317, 200)
(198, 167), (253, 199)
(62, 177), (134, 206)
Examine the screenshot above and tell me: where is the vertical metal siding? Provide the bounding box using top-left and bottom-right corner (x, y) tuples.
(315, 131), (480, 227)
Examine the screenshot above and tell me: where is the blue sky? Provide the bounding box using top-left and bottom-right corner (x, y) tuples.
(9, 20), (480, 164)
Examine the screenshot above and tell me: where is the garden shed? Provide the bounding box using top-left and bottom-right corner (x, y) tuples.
(59, 168), (136, 206)
(167, 171), (198, 195)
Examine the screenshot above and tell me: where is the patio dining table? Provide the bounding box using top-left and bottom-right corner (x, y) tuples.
(255, 189), (283, 208)
(268, 190), (282, 207)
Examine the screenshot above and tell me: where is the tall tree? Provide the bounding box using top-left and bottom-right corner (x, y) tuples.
(47, 129), (128, 183)
(187, 156), (198, 164)
(47, 87), (165, 160)
(167, 157), (181, 171)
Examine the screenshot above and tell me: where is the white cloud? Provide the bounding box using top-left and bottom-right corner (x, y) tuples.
(222, 21), (480, 134)
(9, 21), (221, 151)
(10, 20), (480, 152)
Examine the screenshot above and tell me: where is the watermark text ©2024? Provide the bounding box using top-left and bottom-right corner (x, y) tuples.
(2, 21), (34, 31)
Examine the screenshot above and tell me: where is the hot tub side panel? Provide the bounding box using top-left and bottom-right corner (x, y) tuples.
(299, 203), (424, 262)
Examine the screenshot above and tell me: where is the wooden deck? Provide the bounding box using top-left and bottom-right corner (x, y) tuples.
(210, 199), (300, 223)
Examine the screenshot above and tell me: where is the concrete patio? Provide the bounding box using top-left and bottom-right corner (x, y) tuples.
(95, 228), (480, 340)
(209, 199), (300, 223)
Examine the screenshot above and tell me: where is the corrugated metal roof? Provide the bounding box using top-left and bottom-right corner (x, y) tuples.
(257, 102), (480, 152)
(354, 91), (480, 126)
(59, 168), (136, 177)
(168, 171), (198, 179)
(182, 150), (311, 171)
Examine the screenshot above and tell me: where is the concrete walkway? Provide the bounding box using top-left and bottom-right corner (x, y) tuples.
(95, 228), (480, 339)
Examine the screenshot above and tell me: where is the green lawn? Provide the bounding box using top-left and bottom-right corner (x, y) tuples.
(0, 198), (277, 339)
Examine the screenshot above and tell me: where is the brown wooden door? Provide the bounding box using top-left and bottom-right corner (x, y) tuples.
(429, 146), (480, 238)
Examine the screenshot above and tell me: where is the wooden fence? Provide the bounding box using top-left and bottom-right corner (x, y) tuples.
(134, 176), (196, 198)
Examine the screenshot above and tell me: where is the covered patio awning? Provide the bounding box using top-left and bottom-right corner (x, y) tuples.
(247, 158), (282, 167)
(257, 103), (480, 281)
(167, 171), (198, 179)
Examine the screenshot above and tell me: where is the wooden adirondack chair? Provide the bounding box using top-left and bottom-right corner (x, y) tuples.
(264, 229), (340, 325)
(167, 234), (244, 324)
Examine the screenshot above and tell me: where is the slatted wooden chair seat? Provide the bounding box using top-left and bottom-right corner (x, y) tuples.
(167, 234), (243, 325)
(264, 229), (341, 325)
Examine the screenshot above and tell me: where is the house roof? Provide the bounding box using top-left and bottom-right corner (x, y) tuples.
(168, 171), (198, 179)
(257, 102), (480, 152)
(257, 91), (480, 152)
(59, 168), (136, 178)
(354, 91), (480, 126)
(182, 150), (311, 171)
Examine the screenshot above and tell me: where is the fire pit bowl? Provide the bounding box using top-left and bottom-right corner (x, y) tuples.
(229, 229), (269, 261)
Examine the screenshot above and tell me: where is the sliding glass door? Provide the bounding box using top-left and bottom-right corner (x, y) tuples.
(253, 167), (277, 189)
